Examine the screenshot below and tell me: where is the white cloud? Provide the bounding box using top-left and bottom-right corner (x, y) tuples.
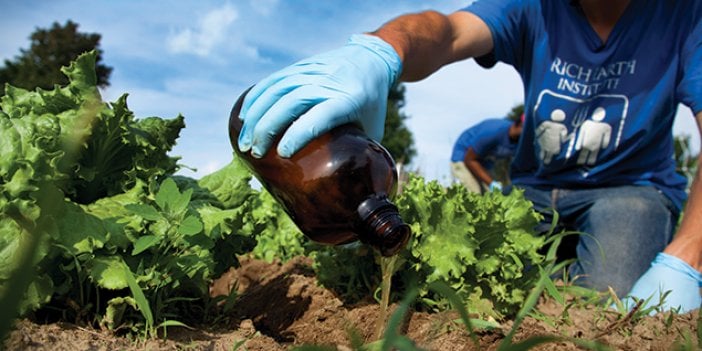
(167, 3), (238, 56)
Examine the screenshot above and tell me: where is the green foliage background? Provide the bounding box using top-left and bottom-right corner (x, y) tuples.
(383, 83), (416, 165)
(0, 20), (112, 96)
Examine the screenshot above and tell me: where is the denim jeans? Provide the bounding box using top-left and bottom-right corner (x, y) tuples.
(519, 185), (679, 296)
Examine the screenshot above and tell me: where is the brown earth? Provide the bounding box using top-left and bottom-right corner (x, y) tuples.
(4, 255), (699, 351)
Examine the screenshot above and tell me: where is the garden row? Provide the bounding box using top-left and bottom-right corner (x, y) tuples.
(2, 52), (563, 342)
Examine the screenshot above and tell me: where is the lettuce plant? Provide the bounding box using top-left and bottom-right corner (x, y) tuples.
(309, 174), (547, 319)
(0, 52), (257, 333)
(395, 175), (546, 318)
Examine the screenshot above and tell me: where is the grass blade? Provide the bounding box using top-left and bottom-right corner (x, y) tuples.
(122, 261), (154, 333)
(381, 286), (420, 351)
(499, 260), (554, 351)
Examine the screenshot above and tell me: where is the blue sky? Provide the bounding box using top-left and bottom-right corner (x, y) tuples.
(1, 1), (699, 184)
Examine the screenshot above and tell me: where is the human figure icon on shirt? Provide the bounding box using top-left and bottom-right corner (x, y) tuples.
(575, 106), (612, 166)
(535, 108), (568, 165)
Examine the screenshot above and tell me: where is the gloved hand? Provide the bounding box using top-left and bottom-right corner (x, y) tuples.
(488, 181), (503, 192)
(622, 252), (702, 314)
(238, 34), (402, 158)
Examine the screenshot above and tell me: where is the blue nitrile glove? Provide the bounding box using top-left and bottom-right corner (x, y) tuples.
(238, 34), (402, 158)
(622, 252), (702, 314)
(489, 181), (503, 192)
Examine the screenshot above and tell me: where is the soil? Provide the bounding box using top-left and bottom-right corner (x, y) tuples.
(4, 255), (699, 351)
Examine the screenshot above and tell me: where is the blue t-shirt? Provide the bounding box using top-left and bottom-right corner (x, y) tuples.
(465, 0), (702, 210)
(451, 118), (517, 170)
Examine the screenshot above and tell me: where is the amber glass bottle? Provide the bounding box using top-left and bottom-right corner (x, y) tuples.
(228, 89), (410, 256)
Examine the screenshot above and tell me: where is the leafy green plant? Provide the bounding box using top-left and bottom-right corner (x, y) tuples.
(77, 166), (258, 334)
(233, 154), (550, 321)
(115, 178), (215, 332)
(249, 188), (309, 263)
(0, 52), (259, 336)
(312, 242), (384, 303)
(305, 173), (548, 320)
(417, 235), (609, 351)
(0, 50), (163, 326)
(395, 174), (547, 318)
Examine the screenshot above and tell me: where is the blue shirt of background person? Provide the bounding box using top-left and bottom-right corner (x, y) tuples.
(451, 118), (517, 172)
(451, 117), (522, 193)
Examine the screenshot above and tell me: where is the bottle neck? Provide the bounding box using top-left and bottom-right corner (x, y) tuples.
(357, 195), (411, 256)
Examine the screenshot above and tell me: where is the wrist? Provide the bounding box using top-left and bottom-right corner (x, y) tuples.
(348, 34), (403, 86)
(655, 252), (702, 282)
(664, 236), (702, 272)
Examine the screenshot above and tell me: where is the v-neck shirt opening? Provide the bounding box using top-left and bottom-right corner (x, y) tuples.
(568, 0), (639, 51)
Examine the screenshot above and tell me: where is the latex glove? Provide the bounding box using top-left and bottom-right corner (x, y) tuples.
(488, 181), (503, 192)
(622, 252), (702, 314)
(238, 34), (402, 158)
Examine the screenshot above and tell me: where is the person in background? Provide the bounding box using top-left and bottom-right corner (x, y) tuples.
(450, 114), (524, 193)
(235, 0), (702, 314)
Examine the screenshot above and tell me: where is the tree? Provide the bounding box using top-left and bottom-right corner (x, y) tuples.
(0, 20), (112, 96)
(382, 83), (416, 165)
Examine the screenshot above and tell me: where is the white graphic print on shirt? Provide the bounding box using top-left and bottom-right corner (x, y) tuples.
(533, 90), (629, 175)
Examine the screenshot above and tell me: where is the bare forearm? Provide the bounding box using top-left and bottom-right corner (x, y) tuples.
(464, 148), (493, 184)
(370, 10), (493, 82)
(664, 112), (702, 271)
(466, 160), (493, 185)
(664, 154), (702, 271)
